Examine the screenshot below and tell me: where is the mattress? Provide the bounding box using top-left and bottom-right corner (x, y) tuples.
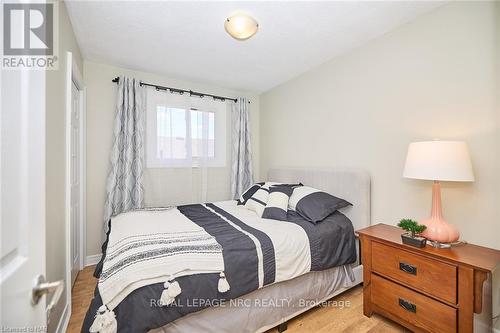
(153, 264), (360, 333)
(82, 200), (357, 333)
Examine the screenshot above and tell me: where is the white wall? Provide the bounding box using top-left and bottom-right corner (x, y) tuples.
(84, 61), (260, 257)
(45, 2), (83, 331)
(260, 2), (499, 250)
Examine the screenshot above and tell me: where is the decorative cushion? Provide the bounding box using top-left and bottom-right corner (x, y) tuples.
(245, 182), (278, 217)
(262, 185), (294, 221)
(237, 182), (265, 205)
(289, 186), (352, 223)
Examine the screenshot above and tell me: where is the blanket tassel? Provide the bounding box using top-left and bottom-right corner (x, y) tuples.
(218, 272), (230, 293)
(89, 305), (117, 333)
(160, 279), (181, 306)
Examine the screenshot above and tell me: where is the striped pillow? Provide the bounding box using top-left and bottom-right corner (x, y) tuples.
(289, 186), (352, 223)
(245, 182), (278, 217)
(262, 185), (294, 221)
(237, 182), (265, 205)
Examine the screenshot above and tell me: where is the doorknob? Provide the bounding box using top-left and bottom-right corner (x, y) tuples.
(31, 274), (64, 311)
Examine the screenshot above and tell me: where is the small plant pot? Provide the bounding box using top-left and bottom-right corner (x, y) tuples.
(401, 233), (427, 248)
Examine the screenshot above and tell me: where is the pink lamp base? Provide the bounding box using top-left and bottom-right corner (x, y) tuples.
(420, 217), (460, 243)
(420, 181), (460, 244)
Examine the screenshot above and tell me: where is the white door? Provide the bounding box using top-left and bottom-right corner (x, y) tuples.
(0, 68), (49, 327)
(70, 81), (81, 286)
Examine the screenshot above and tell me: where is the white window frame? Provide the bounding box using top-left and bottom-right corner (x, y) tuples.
(146, 90), (227, 168)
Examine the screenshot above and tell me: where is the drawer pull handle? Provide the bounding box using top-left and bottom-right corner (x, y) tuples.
(399, 298), (417, 313)
(399, 262), (417, 275)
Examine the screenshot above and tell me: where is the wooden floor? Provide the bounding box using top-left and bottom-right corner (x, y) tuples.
(68, 266), (408, 333)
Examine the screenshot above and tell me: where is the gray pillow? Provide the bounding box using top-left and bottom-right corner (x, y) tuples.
(289, 186), (352, 223)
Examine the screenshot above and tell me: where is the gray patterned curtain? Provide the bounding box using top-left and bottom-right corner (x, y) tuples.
(231, 98), (254, 199)
(104, 76), (145, 223)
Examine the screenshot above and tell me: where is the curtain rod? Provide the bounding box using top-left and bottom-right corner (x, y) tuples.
(112, 77), (250, 103)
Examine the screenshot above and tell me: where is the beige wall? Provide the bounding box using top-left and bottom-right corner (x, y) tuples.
(45, 2), (83, 331)
(260, 2), (499, 250)
(84, 61), (260, 256)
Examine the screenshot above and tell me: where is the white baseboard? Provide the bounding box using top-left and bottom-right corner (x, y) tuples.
(55, 303), (70, 333)
(84, 254), (102, 266)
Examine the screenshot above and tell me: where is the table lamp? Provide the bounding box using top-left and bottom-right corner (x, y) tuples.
(403, 141), (474, 244)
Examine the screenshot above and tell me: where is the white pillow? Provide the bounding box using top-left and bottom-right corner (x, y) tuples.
(245, 182), (278, 217)
(262, 185), (294, 221)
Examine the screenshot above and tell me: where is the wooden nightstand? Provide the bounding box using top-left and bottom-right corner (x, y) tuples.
(358, 223), (500, 333)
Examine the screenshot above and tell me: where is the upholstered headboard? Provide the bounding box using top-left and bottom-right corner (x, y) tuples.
(267, 167), (371, 231)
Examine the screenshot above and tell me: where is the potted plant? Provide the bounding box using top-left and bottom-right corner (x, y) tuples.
(397, 219), (427, 248)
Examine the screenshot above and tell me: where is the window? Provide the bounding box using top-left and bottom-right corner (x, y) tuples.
(146, 90), (227, 168)
(190, 109), (215, 158)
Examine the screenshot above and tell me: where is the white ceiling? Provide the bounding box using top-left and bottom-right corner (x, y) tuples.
(66, 1), (444, 93)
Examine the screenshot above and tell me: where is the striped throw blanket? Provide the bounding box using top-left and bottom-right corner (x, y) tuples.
(89, 208), (229, 333)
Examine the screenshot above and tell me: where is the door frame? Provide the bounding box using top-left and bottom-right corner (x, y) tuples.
(64, 51), (86, 318)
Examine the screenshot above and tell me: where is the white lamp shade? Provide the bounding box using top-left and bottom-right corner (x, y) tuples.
(403, 141), (474, 182)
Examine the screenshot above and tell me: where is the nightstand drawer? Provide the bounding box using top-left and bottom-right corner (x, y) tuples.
(371, 241), (457, 304)
(371, 274), (457, 333)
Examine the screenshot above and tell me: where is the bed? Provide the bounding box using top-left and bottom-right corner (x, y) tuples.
(82, 167), (371, 333)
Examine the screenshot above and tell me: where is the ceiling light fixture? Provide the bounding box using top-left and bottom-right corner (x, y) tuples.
(224, 13), (259, 41)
